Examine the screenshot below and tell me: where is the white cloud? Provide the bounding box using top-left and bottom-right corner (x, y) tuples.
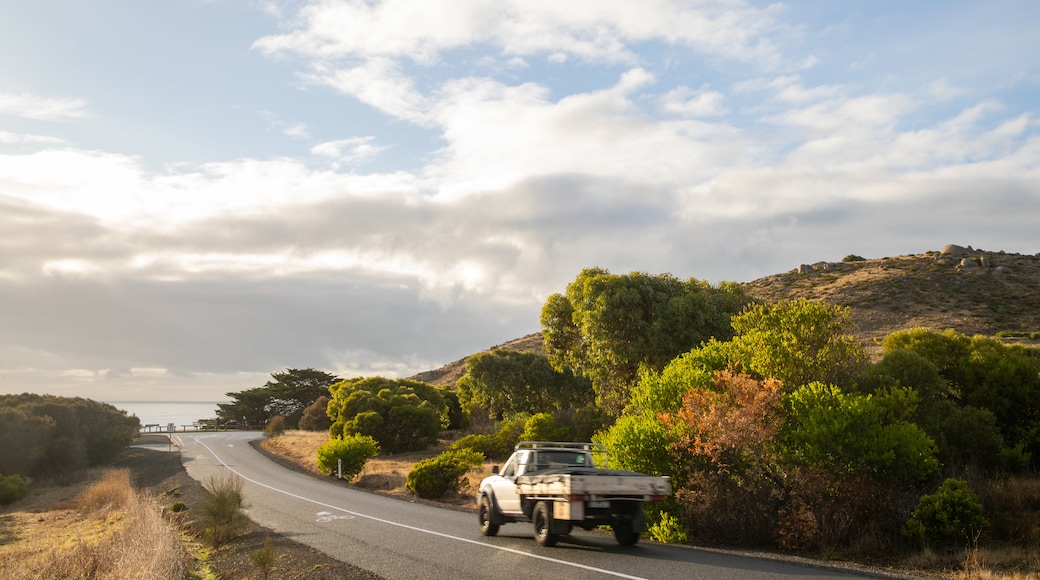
(0, 131), (64, 145)
(660, 85), (728, 117)
(311, 136), (388, 165)
(281, 122), (310, 139)
(0, 92), (89, 121)
(255, 0), (785, 65)
(303, 58), (428, 123)
(256, 0), (789, 124)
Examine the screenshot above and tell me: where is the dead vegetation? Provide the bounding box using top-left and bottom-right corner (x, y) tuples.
(0, 468), (184, 580)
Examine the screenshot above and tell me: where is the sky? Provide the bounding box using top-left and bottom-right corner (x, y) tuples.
(1, 0), (1038, 404)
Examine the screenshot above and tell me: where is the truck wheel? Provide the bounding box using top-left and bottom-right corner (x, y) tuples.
(613, 522), (639, 546)
(479, 495), (499, 536)
(533, 502), (559, 547)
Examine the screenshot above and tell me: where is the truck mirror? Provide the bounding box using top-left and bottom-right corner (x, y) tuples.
(491, 465), (499, 474)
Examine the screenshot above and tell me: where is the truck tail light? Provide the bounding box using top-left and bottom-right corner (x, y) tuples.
(569, 494), (586, 501)
(651, 495), (668, 502)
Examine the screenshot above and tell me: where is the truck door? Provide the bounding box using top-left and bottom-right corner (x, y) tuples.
(490, 450), (528, 515)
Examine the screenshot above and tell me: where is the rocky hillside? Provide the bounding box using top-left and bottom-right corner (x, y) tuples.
(744, 244), (1040, 358)
(412, 244), (1040, 387)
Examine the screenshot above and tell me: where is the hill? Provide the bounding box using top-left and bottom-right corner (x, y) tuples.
(411, 244), (1040, 386)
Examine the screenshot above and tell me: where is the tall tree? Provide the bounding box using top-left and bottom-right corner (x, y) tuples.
(456, 350), (594, 419)
(729, 298), (869, 390)
(218, 368), (340, 428)
(541, 268), (749, 415)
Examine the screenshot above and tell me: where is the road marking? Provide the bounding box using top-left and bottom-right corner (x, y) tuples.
(185, 433), (648, 580)
(316, 511), (355, 523)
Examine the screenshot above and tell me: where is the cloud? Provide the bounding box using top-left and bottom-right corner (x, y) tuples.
(255, 0), (789, 124)
(254, 0), (785, 64)
(0, 131), (65, 145)
(310, 137), (388, 165)
(0, 92), (89, 121)
(660, 85), (728, 117)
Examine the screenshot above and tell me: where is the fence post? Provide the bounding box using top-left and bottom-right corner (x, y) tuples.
(338, 458), (342, 479)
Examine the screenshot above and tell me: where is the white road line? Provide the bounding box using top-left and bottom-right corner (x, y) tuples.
(178, 433), (648, 580)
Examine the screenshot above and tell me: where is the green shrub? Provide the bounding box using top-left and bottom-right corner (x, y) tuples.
(447, 433), (511, 461)
(405, 450), (483, 499)
(0, 473), (28, 505)
(170, 501), (187, 513)
(263, 415), (286, 438)
(328, 377), (447, 453)
(902, 478), (989, 548)
(316, 434), (380, 480)
(201, 474), (248, 547)
(596, 411), (675, 475)
(842, 255), (866, 262)
(520, 413), (564, 442)
(779, 383), (939, 484)
(646, 510), (688, 544)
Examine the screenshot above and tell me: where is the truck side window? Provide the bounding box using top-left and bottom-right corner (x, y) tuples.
(500, 457), (516, 478)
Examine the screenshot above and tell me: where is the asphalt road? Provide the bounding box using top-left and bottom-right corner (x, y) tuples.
(174, 431), (893, 580)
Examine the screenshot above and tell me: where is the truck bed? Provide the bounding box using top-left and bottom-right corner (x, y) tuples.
(517, 467), (671, 499)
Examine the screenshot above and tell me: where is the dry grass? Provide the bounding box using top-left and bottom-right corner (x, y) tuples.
(262, 430), (497, 510)
(0, 468), (184, 580)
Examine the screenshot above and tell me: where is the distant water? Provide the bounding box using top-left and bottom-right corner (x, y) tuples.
(107, 401), (225, 430)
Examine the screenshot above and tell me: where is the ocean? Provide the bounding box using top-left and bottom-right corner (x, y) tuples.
(107, 401), (226, 431)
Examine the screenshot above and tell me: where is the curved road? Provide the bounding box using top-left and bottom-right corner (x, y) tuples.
(174, 431), (888, 580)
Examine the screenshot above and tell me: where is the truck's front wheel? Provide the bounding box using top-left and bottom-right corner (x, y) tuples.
(613, 522), (640, 546)
(479, 495), (499, 536)
(533, 502), (559, 547)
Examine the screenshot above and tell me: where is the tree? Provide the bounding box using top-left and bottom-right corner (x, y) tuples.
(778, 383), (939, 484)
(327, 377), (448, 453)
(456, 350), (594, 419)
(856, 349), (1010, 472)
(729, 299), (868, 390)
(218, 368), (340, 428)
(883, 328), (1040, 466)
(541, 268), (749, 415)
(298, 396), (332, 432)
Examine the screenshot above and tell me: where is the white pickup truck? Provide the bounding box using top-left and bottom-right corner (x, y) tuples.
(477, 441), (671, 546)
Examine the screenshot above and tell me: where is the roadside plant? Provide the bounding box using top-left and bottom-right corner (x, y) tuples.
(316, 434), (380, 480)
(250, 532), (277, 580)
(264, 415), (286, 438)
(902, 478), (988, 549)
(406, 449), (483, 499)
(0, 473), (28, 505)
(202, 474), (248, 547)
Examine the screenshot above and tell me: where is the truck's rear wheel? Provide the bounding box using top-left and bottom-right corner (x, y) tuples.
(533, 502), (559, 547)
(613, 522), (640, 546)
(479, 495), (499, 536)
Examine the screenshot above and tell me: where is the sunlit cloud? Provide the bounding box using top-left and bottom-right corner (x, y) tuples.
(0, 92), (89, 121)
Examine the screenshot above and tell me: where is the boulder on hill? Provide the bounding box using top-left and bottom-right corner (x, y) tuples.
(941, 244), (970, 256)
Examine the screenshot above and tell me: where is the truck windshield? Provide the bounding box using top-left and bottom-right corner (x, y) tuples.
(532, 451), (593, 470)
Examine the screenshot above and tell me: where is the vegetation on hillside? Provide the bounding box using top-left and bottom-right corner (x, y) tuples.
(0, 394), (139, 480)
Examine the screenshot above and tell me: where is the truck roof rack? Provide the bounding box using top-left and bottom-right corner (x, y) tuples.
(514, 441), (607, 452)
